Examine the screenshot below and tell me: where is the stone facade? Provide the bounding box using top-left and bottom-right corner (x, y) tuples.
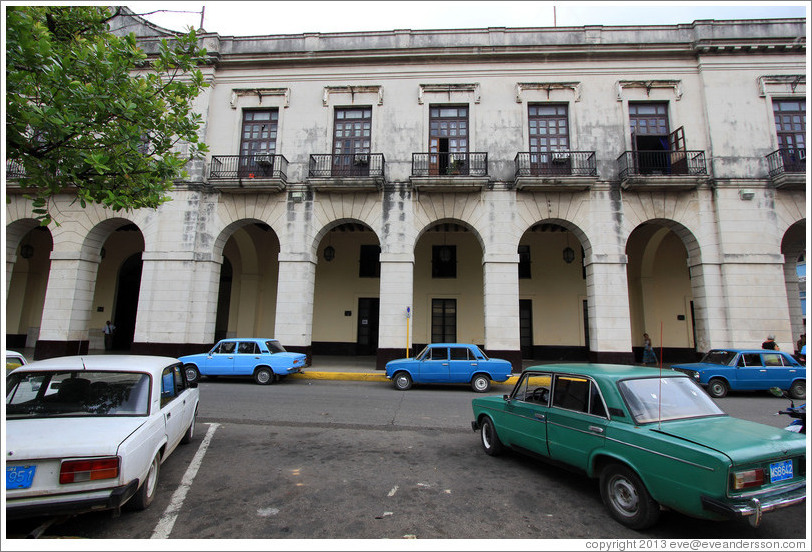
(5, 12), (807, 370)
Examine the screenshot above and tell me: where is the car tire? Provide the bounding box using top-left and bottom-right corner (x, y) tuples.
(600, 463), (660, 530)
(480, 417), (504, 456)
(471, 374), (491, 393)
(789, 380), (805, 400)
(180, 409), (197, 445)
(184, 364), (200, 384)
(128, 452), (160, 511)
(393, 371), (412, 391)
(707, 378), (728, 398)
(254, 367), (274, 385)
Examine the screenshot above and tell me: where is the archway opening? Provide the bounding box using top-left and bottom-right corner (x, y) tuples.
(6, 225), (53, 350)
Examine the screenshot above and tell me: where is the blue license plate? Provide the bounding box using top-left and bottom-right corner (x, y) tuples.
(769, 460), (793, 483)
(6, 465), (36, 490)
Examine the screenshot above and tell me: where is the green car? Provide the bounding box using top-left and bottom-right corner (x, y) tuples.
(471, 364), (806, 530)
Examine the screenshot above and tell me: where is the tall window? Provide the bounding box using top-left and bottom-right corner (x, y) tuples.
(239, 110), (278, 177)
(333, 107), (371, 175)
(431, 299), (457, 343)
(359, 245), (381, 278)
(629, 102), (671, 174)
(429, 105), (468, 175)
(773, 99), (806, 172)
(529, 104), (570, 175)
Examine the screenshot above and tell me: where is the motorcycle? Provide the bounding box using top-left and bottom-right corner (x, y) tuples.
(770, 387), (806, 434)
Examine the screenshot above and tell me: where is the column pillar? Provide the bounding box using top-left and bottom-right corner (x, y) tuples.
(783, 256), (805, 352)
(130, 252), (222, 357)
(584, 254), (634, 363)
(377, 253), (414, 369)
(687, 260), (731, 352)
(35, 251), (100, 359)
(482, 253), (521, 372)
(274, 253), (317, 358)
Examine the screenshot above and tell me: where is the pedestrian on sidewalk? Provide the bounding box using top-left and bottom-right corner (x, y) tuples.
(103, 321), (116, 351)
(642, 333), (657, 365)
(761, 335), (779, 351)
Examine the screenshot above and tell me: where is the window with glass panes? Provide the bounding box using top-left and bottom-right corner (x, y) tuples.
(529, 104), (569, 153)
(774, 100), (806, 152)
(333, 107), (371, 174)
(429, 105), (468, 174)
(239, 110), (278, 176)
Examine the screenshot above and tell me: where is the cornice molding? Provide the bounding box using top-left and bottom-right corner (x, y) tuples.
(418, 83), (480, 104)
(516, 82), (582, 103)
(616, 80), (683, 102)
(229, 88), (290, 109)
(322, 85), (384, 107)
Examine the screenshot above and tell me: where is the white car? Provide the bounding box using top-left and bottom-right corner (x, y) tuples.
(6, 355), (199, 519)
(5, 350), (28, 372)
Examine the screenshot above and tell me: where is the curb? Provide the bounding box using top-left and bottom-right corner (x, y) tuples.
(290, 371), (520, 386)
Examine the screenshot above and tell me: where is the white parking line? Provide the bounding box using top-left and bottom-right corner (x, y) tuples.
(151, 422), (220, 539)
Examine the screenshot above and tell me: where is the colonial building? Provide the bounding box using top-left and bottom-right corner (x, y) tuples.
(5, 11), (807, 370)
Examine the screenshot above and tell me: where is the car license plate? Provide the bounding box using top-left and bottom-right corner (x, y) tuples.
(6, 465), (36, 490)
(769, 460), (793, 483)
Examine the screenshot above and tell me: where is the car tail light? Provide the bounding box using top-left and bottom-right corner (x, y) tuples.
(60, 457), (119, 484)
(732, 468), (765, 490)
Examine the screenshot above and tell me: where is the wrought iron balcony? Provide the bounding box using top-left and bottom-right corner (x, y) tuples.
(515, 151), (597, 177)
(209, 154), (288, 190)
(6, 159), (25, 179)
(617, 150), (708, 190)
(766, 148), (806, 189)
(411, 152), (488, 178)
(513, 151), (597, 191)
(308, 153), (385, 178)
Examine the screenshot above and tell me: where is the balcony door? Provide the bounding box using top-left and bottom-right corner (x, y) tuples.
(529, 104), (570, 175)
(333, 107), (371, 176)
(429, 105), (468, 175)
(774, 100), (806, 172)
(239, 110), (278, 177)
(431, 298), (457, 343)
(629, 102), (670, 174)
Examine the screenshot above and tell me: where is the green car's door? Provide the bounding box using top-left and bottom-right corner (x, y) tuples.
(500, 372), (552, 456)
(546, 374), (608, 471)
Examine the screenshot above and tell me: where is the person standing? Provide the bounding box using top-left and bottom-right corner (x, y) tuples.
(103, 320), (116, 351)
(642, 333), (657, 365)
(762, 335), (779, 351)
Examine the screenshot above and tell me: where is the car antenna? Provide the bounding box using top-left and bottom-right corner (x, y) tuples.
(658, 321), (663, 431)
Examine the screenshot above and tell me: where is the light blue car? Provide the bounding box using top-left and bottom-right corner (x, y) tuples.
(671, 349), (805, 399)
(179, 338), (307, 385)
(385, 343), (513, 392)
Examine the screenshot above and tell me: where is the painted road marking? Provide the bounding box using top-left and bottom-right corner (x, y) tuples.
(151, 422), (220, 539)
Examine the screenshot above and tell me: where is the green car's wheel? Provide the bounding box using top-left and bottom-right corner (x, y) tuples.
(128, 452), (160, 511)
(254, 367), (274, 385)
(480, 417), (504, 456)
(471, 374), (491, 393)
(393, 371), (412, 391)
(600, 463), (660, 530)
(789, 380), (805, 400)
(707, 378), (728, 398)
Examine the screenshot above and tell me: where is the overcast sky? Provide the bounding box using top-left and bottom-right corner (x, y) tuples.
(127, 1), (807, 36)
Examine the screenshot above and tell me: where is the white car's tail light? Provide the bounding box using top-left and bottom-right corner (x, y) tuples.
(732, 468), (765, 490)
(59, 457), (119, 484)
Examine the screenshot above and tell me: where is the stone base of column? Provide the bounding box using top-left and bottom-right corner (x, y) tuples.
(485, 349), (522, 374)
(589, 350), (635, 364)
(376, 347), (410, 370)
(34, 340), (89, 360)
(131, 342), (215, 358)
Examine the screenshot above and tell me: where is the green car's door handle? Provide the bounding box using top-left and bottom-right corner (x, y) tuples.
(589, 425), (604, 434)
(535, 413), (545, 420)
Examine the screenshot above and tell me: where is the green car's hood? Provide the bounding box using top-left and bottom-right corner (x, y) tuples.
(652, 416), (806, 465)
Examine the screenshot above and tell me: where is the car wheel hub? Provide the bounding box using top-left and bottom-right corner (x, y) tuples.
(610, 476), (639, 515)
(258, 371), (270, 384)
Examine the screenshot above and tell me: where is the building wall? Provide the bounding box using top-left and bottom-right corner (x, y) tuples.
(5, 15), (807, 369)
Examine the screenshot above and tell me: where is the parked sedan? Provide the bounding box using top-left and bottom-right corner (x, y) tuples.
(5, 349), (28, 372)
(385, 343), (513, 392)
(179, 338), (307, 385)
(6, 355), (199, 519)
(471, 364), (806, 530)
(672, 349), (805, 399)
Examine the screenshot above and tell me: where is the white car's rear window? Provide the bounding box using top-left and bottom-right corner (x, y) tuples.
(6, 371), (151, 418)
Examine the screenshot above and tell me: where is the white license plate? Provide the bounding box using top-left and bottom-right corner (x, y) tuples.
(6, 465), (36, 490)
(769, 460), (793, 483)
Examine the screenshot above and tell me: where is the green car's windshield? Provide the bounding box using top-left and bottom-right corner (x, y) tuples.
(698, 350), (737, 366)
(618, 376), (725, 424)
(6, 371), (151, 418)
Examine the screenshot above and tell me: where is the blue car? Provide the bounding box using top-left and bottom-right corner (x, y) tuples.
(179, 338), (307, 385)
(671, 349), (805, 399)
(385, 343), (513, 392)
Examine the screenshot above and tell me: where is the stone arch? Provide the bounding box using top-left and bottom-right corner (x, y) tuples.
(781, 219), (806, 347)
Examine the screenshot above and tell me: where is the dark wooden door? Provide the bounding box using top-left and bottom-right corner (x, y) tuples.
(357, 298), (379, 355)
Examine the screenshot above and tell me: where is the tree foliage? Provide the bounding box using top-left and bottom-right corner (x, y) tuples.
(6, 6), (209, 225)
